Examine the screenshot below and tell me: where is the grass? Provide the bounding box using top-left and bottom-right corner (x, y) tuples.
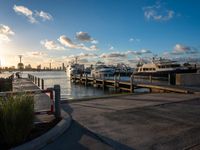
(0, 94), (34, 147)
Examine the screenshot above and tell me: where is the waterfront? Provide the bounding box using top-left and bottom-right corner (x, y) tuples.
(23, 71), (122, 100)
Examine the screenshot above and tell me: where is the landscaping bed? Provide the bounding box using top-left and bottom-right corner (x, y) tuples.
(0, 94), (61, 150)
(0, 118), (60, 150)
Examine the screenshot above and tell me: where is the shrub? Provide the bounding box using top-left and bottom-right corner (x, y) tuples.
(0, 94), (34, 146)
(0, 78), (12, 92)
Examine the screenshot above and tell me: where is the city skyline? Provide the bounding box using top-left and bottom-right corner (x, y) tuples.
(0, 0), (200, 67)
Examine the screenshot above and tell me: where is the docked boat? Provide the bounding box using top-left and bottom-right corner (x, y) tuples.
(91, 62), (115, 78)
(66, 63), (84, 77)
(66, 57), (85, 77)
(115, 63), (134, 76)
(133, 57), (197, 77)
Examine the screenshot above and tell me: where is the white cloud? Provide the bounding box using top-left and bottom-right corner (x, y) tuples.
(100, 52), (127, 58)
(109, 46), (114, 50)
(79, 53), (97, 58)
(129, 38), (140, 42)
(13, 5), (53, 23)
(13, 5), (37, 23)
(172, 44), (198, 54)
(27, 51), (46, 57)
(91, 40), (99, 44)
(127, 49), (151, 55)
(76, 31), (98, 45)
(35, 11), (53, 21)
(143, 2), (174, 21)
(0, 24), (15, 42)
(76, 32), (92, 42)
(58, 35), (98, 51)
(41, 40), (65, 50)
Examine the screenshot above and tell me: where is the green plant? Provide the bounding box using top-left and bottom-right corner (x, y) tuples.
(0, 94), (34, 146)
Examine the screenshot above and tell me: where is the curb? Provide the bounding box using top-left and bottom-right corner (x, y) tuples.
(11, 110), (72, 150)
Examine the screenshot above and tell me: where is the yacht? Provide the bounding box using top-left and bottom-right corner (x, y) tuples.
(91, 62), (115, 78)
(133, 57), (197, 77)
(115, 63), (134, 76)
(66, 57), (84, 77)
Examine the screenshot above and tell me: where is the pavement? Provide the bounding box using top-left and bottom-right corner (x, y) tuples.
(42, 120), (114, 150)
(60, 93), (200, 150)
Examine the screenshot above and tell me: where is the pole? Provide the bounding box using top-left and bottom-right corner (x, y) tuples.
(38, 78), (40, 87)
(41, 79), (44, 90)
(54, 85), (61, 119)
(130, 75), (134, 93)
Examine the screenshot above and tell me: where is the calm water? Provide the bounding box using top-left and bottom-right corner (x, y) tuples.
(22, 71), (121, 100)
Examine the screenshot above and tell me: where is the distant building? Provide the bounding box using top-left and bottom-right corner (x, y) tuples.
(37, 64), (41, 70)
(25, 64), (32, 70)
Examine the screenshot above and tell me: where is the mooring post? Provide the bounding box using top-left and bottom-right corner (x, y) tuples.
(35, 76), (37, 84)
(85, 74), (88, 86)
(102, 75), (105, 90)
(80, 74), (82, 84)
(41, 79), (44, 90)
(114, 75), (117, 90)
(54, 85), (61, 119)
(130, 75), (134, 93)
(168, 73), (171, 85)
(38, 78), (40, 87)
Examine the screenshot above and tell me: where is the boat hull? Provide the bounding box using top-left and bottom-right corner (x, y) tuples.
(133, 68), (197, 77)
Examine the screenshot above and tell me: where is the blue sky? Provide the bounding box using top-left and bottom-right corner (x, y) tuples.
(0, 0), (199, 67)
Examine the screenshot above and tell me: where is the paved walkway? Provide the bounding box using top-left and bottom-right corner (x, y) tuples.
(13, 78), (54, 123)
(42, 120), (114, 150)
(61, 93), (200, 150)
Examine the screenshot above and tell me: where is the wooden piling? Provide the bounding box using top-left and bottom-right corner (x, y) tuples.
(114, 75), (117, 90)
(38, 78), (40, 87)
(41, 79), (44, 90)
(130, 75), (134, 93)
(85, 74), (88, 86)
(35, 76), (37, 84)
(168, 73), (171, 85)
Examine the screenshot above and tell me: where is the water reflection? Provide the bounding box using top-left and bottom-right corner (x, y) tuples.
(23, 71), (119, 100)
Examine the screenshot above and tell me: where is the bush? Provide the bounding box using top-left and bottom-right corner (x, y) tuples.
(0, 78), (12, 92)
(0, 94), (34, 146)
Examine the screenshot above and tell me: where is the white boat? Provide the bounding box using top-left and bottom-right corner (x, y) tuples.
(134, 57), (197, 77)
(66, 57), (85, 77)
(66, 63), (84, 77)
(91, 62), (115, 78)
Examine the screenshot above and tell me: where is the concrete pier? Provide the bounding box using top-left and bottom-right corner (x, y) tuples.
(12, 78), (54, 123)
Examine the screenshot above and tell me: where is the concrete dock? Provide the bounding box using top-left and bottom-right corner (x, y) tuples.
(62, 93), (200, 150)
(12, 78), (54, 123)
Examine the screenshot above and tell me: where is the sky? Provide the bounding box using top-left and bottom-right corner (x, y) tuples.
(0, 0), (200, 68)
